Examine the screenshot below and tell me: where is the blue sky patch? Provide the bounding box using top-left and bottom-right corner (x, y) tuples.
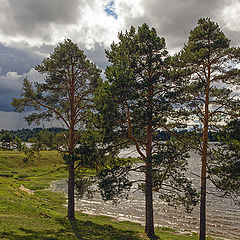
(104, 0), (118, 19)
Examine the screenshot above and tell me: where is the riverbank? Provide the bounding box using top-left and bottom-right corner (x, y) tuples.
(0, 150), (218, 239)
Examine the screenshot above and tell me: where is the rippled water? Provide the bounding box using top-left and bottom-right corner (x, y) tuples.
(50, 146), (240, 239)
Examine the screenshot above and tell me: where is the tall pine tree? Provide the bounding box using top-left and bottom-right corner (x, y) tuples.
(104, 23), (198, 238)
(176, 18), (240, 240)
(12, 39), (101, 220)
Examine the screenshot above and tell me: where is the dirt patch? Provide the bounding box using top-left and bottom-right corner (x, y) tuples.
(19, 185), (34, 195)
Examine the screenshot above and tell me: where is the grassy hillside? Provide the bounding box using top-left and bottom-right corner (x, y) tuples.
(0, 150), (217, 240)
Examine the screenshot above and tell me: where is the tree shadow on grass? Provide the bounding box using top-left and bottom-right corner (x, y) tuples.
(0, 217), (143, 240)
(68, 218), (143, 240)
(0, 228), (70, 240)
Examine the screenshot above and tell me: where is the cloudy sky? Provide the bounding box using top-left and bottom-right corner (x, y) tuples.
(0, 0), (240, 129)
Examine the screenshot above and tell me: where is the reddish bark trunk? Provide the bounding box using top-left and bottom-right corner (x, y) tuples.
(199, 65), (210, 240)
(68, 73), (76, 220)
(145, 158), (154, 238)
(145, 85), (155, 239)
(200, 127), (208, 240)
(67, 157), (75, 220)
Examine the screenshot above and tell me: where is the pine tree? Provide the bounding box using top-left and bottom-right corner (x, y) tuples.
(104, 23), (198, 238)
(176, 18), (240, 240)
(12, 39), (101, 220)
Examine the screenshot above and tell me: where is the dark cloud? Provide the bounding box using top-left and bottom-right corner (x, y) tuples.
(0, 0), (81, 40)
(0, 71), (23, 112)
(0, 44), (43, 74)
(0, 92), (18, 112)
(0, 68), (45, 112)
(222, 28), (240, 47)
(147, 0), (225, 48)
(84, 43), (108, 69)
(124, 0), (234, 50)
(0, 111), (29, 130)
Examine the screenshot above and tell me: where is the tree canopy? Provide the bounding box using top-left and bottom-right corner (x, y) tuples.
(100, 23), (198, 238)
(12, 39), (101, 220)
(175, 17), (240, 240)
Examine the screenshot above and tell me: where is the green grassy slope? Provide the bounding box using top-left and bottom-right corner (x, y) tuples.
(0, 150), (217, 240)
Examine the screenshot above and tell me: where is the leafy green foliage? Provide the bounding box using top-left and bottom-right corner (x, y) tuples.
(0, 131), (25, 151)
(151, 138), (199, 212)
(175, 17), (240, 194)
(208, 120), (240, 203)
(208, 141), (240, 200)
(101, 23), (198, 211)
(176, 18), (240, 125)
(105, 23), (172, 137)
(98, 158), (133, 203)
(174, 17), (240, 238)
(30, 129), (67, 151)
(22, 145), (40, 163)
(11, 38), (102, 219)
(72, 127), (123, 200)
(12, 39), (100, 129)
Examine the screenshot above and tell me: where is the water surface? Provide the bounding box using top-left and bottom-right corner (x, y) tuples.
(50, 146), (240, 239)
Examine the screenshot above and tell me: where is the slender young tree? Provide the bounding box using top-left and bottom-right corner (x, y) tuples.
(176, 18), (240, 240)
(104, 23), (198, 239)
(1, 131), (14, 150)
(12, 39), (101, 220)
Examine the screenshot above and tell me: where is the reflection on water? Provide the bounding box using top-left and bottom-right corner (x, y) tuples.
(50, 146), (240, 240)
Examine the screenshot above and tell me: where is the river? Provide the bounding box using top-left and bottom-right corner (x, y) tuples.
(50, 146), (240, 239)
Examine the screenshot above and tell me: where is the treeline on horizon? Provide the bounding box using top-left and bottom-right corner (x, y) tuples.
(0, 127), (232, 142)
(0, 128), (65, 142)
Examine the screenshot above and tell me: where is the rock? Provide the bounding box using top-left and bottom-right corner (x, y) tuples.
(19, 185), (34, 195)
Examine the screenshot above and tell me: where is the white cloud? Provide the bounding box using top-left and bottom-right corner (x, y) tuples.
(0, 71), (22, 92)
(0, 68), (44, 93)
(23, 68), (45, 83)
(0, 68), (45, 113)
(221, 0), (240, 32)
(115, 0), (144, 19)
(55, 0), (145, 49)
(0, 0), (145, 50)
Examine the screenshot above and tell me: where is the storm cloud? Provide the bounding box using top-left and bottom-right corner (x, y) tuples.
(0, 44), (43, 74)
(0, 68), (45, 112)
(0, 0), (239, 49)
(122, 0), (240, 51)
(0, 0), (239, 129)
(0, 0), (81, 42)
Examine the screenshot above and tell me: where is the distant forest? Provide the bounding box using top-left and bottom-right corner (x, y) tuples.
(0, 128), (218, 142)
(155, 130), (218, 142)
(0, 128), (66, 142)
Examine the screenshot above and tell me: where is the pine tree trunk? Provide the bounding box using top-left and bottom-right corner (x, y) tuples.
(145, 85), (155, 238)
(200, 131), (207, 240)
(199, 66), (210, 240)
(67, 156), (75, 220)
(68, 77), (76, 220)
(145, 158), (154, 238)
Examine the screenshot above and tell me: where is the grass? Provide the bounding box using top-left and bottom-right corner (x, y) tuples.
(0, 150), (218, 240)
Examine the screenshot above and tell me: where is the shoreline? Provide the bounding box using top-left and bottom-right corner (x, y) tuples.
(49, 178), (234, 240)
